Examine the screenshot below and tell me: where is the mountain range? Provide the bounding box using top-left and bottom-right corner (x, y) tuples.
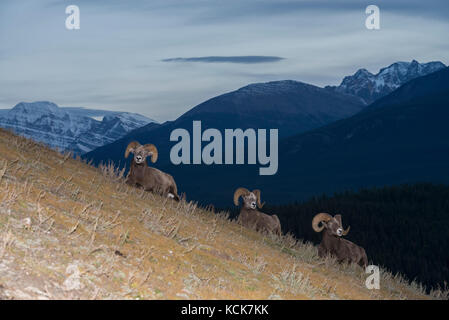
(326, 60), (446, 104)
(0, 101), (156, 154)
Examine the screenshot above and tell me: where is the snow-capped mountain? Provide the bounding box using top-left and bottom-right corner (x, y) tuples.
(0, 101), (156, 154)
(326, 60), (446, 104)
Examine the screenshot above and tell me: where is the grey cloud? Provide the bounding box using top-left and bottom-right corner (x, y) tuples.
(161, 56), (284, 64)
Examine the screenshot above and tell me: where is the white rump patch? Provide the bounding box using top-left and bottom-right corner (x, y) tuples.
(167, 193), (175, 199)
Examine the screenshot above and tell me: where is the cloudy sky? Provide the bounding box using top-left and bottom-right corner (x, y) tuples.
(1, 0), (448, 121)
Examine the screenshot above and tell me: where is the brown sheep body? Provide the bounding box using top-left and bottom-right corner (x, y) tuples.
(125, 141), (179, 201)
(234, 187), (281, 235)
(312, 213), (368, 267)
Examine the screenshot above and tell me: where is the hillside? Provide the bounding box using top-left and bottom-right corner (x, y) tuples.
(0, 128), (441, 300)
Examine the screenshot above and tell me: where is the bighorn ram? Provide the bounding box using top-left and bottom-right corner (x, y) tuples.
(125, 141), (179, 200)
(312, 213), (368, 267)
(234, 187), (281, 235)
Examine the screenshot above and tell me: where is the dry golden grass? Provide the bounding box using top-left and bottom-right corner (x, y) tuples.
(0, 128), (446, 300)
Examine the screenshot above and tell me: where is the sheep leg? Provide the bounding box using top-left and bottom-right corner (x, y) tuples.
(168, 185), (180, 201)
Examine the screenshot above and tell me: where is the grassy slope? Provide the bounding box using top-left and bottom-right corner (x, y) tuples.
(0, 128), (440, 300)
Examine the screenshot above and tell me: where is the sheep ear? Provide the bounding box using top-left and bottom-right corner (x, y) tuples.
(334, 214), (343, 226)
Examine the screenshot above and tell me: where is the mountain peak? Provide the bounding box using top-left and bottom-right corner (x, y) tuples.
(236, 80), (309, 95)
(13, 101), (61, 112)
(9, 101), (68, 120)
(354, 68), (373, 77)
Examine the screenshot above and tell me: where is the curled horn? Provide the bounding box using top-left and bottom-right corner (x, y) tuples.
(335, 214), (350, 236)
(143, 144), (158, 163)
(312, 213), (332, 232)
(252, 189), (265, 208)
(233, 187), (250, 206)
(125, 141), (140, 158)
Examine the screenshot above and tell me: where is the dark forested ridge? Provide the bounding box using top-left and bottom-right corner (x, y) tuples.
(256, 183), (449, 291)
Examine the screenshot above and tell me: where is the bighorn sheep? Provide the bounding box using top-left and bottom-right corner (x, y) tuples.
(125, 141), (179, 200)
(312, 213), (368, 267)
(234, 187), (281, 235)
